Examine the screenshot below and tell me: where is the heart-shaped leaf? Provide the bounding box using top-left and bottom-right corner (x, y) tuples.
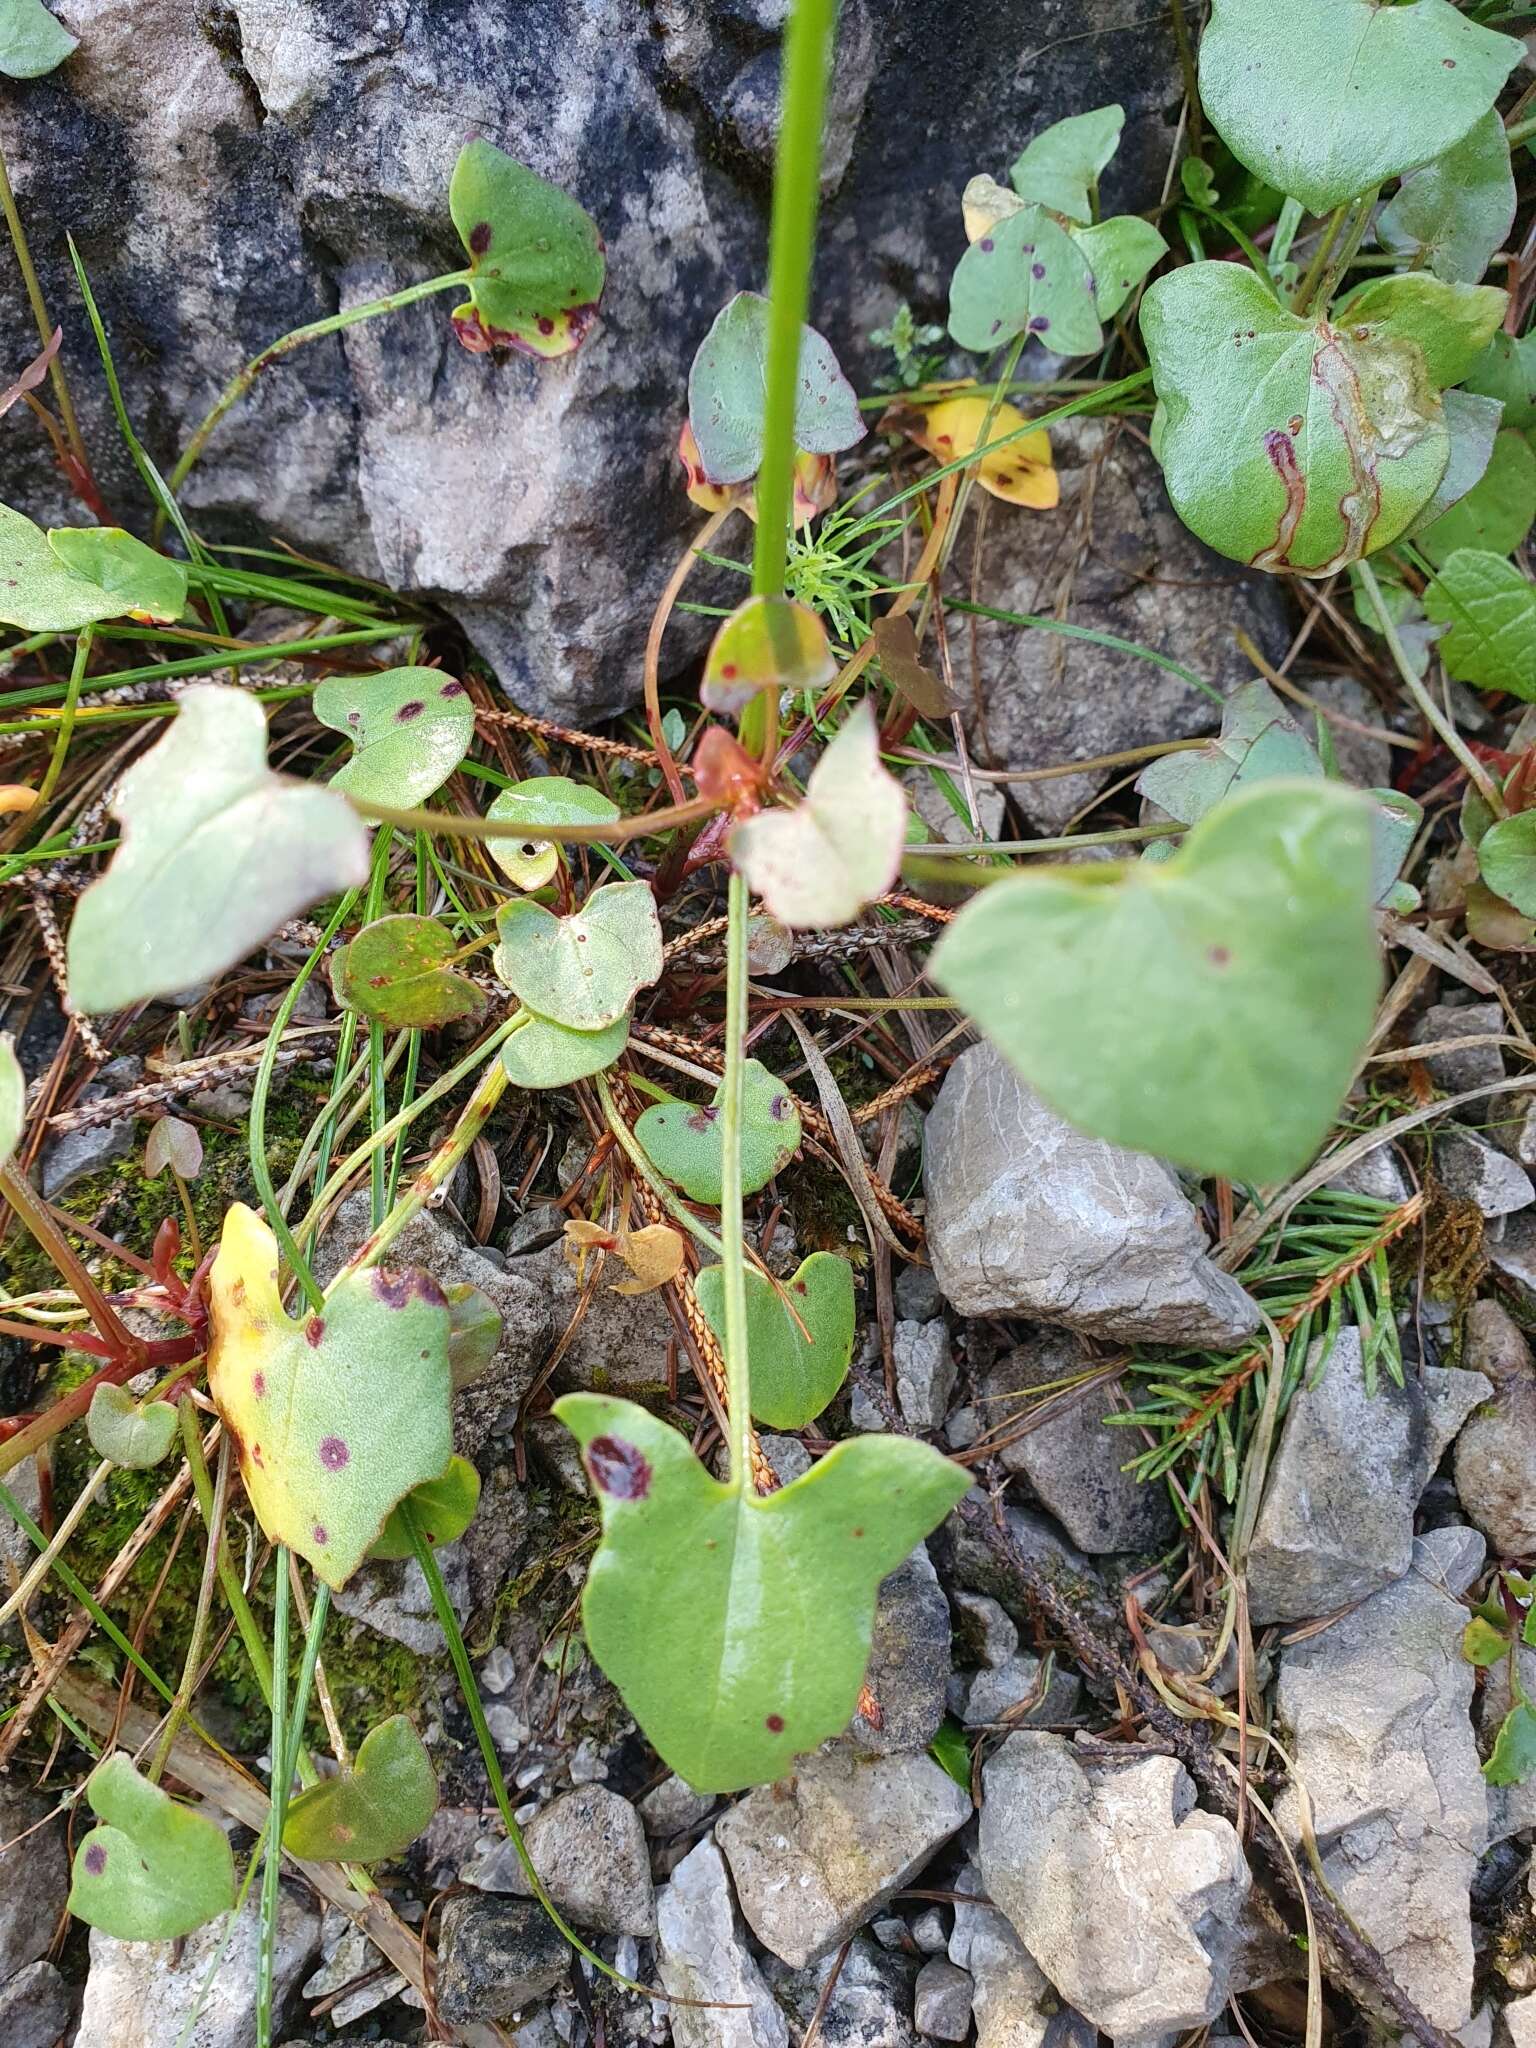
(948, 207), (1102, 358)
(282, 1714), (438, 1863)
(634, 1058), (801, 1204)
(0, 502), (131, 631)
(0, 1035), (23, 1170)
(871, 615), (954, 718)
(67, 1753), (236, 1942)
(702, 594), (836, 715)
(207, 1203), (454, 1589)
(677, 423), (837, 527)
(1328, 275), (1507, 389)
(731, 703), (907, 930)
(500, 1008), (630, 1089)
(1462, 332), (1536, 429)
(1071, 216), (1167, 319)
(1008, 103), (1124, 223)
(903, 391), (1058, 508)
(1198, 0), (1521, 215)
(448, 139), (605, 359)
(1420, 430), (1536, 564)
(445, 1290), (502, 1392)
(1137, 680), (1320, 823)
(1141, 266), (1505, 575)
(48, 527), (187, 623)
(1425, 548), (1536, 697)
(493, 883), (662, 1032)
(314, 668), (474, 808)
(0, 0), (76, 76)
(1377, 112), (1516, 287)
(1477, 812), (1536, 916)
(144, 1115), (202, 1180)
(331, 914), (486, 1030)
(687, 292), (865, 487)
(86, 1384), (179, 1469)
(1485, 1701), (1536, 1786)
(66, 685), (369, 1015)
(694, 1252), (855, 1429)
(930, 780), (1380, 1184)
(369, 1456), (483, 1560)
(554, 1393), (969, 1791)
(486, 775), (620, 890)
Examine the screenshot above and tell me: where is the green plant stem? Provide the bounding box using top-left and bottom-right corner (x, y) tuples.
(352, 791), (714, 846)
(719, 874), (754, 1493)
(162, 272), (472, 523)
(149, 1401), (228, 1782)
(906, 819), (1182, 856)
(594, 1069), (726, 1259)
(1506, 110), (1536, 148)
(33, 624), (93, 810)
(280, 1581), (332, 1815)
(0, 1159), (138, 1360)
(0, 628), (404, 716)
(257, 1549), (290, 2048)
(1309, 186), (1379, 310)
(0, 139), (89, 483)
(1356, 559), (1503, 817)
(182, 1418), (275, 1710)
(1269, 196), (1304, 275)
(1293, 202), (1349, 315)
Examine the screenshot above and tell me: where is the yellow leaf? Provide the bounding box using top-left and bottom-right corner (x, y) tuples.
(677, 424), (837, 527)
(561, 1216), (685, 1295)
(962, 173), (1026, 245)
(912, 390), (1058, 509)
(0, 786), (36, 815)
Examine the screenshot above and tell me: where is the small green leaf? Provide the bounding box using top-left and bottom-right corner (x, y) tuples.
(448, 139), (605, 359)
(1142, 266), (1497, 575)
(635, 1059), (801, 1205)
(1424, 549), (1536, 697)
(0, 502), (130, 632)
(1407, 389), (1504, 540)
(702, 594), (836, 716)
(0, 0), (76, 78)
(930, 780), (1379, 1184)
(949, 206), (1102, 358)
(282, 1714), (438, 1862)
(313, 668), (474, 808)
(47, 527), (187, 623)
(144, 1115), (202, 1181)
(207, 1204), (454, 1590)
(485, 775), (620, 890)
(493, 882), (662, 1032)
(1524, 1606), (1536, 1649)
(694, 1252), (855, 1429)
(1462, 1613), (1514, 1666)
(68, 1753), (236, 1942)
(687, 292), (865, 487)
(0, 1034), (23, 1170)
(1071, 215), (1167, 319)
(368, 1457), (482, 1562)
(444, 1288), (502, 1392)
(331, 914), (486, 1030)
(85, 1385), (179, 1469)
(554, 1393), (970, 1791)
(1420, 431), (1536, 565)
(1377, 112), (1516, 287)
(730, 703), (907, 930)
(499, 1009), (630, 1089)
(1008, 104), (1124, 224)
(1369, 790), (1423, 911)
(1198, 0), (1521, 215)
(1478, 811), (1536, 916)
(1461, 331), (1536, 430)
(1136, 679), (1320, 824)
(929, 1717), (973, 1792)
(66, 686), (369, 1015)
(1484, 1701), (1536, 1786)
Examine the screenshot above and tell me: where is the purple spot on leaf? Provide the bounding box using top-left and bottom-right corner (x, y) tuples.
(469, 221), (493, 256)
(979, 237), (994, 252)
(84, 1844), (107, 1875)
(319, 1436), (350, 1471)
(685, 1107), (720, 1133)
(313, 1524), (328, 1545)
(765, 1713), (785, 1732)
(1031, 263), (1045, 279)
(396, 700), (426, 722)
(252, 1372), (266, 1397)
(1028, 317), (1050, 333)
(586, 1434), (652, 1500)
(441, 679), (467, 697)
(371, 1267), (448, 1311)
(305, 1317), (325, 1348)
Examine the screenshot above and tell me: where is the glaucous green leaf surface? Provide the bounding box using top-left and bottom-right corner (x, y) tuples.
(635, 1058), (800, 1205)
(47, 527), (187, 623)
(687, 292), (865, 486)
(486, 775), (619, 889)
(0, 1034), (22, 1169)
(1377, 112), (1516, 286)
(144, 1115), (202, 1180)
(1407, 389), (1503, 539)
(1198, 0), (1521, 214)
(930, 780), (1380, 1183)
(1478, 812), (1536, 917)
(1485, 1702), (1536, 1786)
(1071, 216), (1167, 319)
(730, 703), (907, 930)
(1425, 549), (1536, 696)
(369, 1456), (482, 1560)
(0, 0), (76, 78)
(500, 1008), (630, 1089)
(702, 593), (836, 715)
(445, 1288), (502, 1392)
(0, 502), (130, 632)
(1420, 430), (1536, 564)
(1008, 104), (1124, 224)
(66, 686), (369, 1014)
(1328, 275), (1507, 390)
(207, 1203), (454, 1589)
(331, 914), (486, 1030)
(554, 1393), (970, 1790)
(694, 1252), (855, 1429)
(493, 882), (663, 1031)
(282, 1714), (438, 1862)
(314, 667), (474, 808)
(949, 207), (1102, 357)
(1142, 264), (1470, 575)
(68, 1753), (236, 1942)
(1462, 331), (1536, 430)
(1136, 679), (1319, 823)
(448, 139), (605, 358)
(86, 1384), (179, 1469)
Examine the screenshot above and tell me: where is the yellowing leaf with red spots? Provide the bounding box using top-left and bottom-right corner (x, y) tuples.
(207, 1204), (454, 1590)
(449, 140), (605, 360)
(701, 593), (836, 716)
(678, 423), (837, 527)
(910, 390), (1058, 508)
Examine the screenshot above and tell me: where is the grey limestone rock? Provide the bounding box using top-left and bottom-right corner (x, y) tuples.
(656, 1834), (789, 2048)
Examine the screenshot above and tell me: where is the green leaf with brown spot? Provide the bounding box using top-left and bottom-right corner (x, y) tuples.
(68, 1753), (236, 1942)
(694, 1252), (855, 1429)
(449, 140), (605, 359)
(702, 593), (836, 715)
(554, 1393), (969, 1791)
(331, 914), (486, 1030)
(485, 775), (620, 890)
(948, 207), (1102, 358)
(314, 667), (475, 808)
(282, 1714), (438, 1862)
(634, 1058), (801, 1205)
(687, 292), (865, 487)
